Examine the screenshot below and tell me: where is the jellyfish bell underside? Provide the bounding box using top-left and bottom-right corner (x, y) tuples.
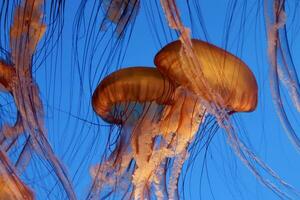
(91, 67), (209, 199)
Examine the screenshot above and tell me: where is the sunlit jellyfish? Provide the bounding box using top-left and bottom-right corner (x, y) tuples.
(90, 39), (258, 199)
(153, 39), (257, 199)
(154, 39), (258, 113)
(90, 67), (175, 199)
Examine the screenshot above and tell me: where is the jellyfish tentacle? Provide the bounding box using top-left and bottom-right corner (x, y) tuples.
(90, 112), (139, 198)
(102, 0), (140, 36)
(264, 0), (300, 153)
(1, 114), (24, 141)
(8, 0), (77, 198)
(167, 150), (187, 200)
(13, 136), (32, 176)
(152, 160), (168, 200)
(131, 102), (160, 167)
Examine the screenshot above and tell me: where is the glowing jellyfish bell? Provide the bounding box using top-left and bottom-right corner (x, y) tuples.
(91, 67), (176, 198)
(154, 39), (258, 113)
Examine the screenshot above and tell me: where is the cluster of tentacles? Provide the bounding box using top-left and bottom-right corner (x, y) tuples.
(0, 0), (75, 199)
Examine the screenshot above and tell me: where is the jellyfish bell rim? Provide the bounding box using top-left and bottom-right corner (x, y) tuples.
(154, 39), (258, 113)
(92, 66), (176, 125)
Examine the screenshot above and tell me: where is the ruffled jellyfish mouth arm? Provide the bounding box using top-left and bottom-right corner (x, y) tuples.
(135, 86), (206, 199)
(159, 87), (206, 154)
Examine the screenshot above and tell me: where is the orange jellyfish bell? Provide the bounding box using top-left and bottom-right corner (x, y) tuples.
(92, 66), (175, 124)
(154, 39), (258, 113)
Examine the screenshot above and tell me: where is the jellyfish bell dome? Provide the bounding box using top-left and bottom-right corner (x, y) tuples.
(92, 66), (176, 124)
(154, 39), (258, 113)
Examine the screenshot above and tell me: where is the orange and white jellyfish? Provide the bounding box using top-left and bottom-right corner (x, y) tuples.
(153, 39), (258, 199)
(91, 67), (175, 199)
(155, 39), (298, 199)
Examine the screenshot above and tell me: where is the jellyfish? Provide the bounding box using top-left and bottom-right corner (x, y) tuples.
(0, 0), (299, 199)
(90, 66), (176, 198)
(153, 39), (258, 199)
(154, 39), (299, 199)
